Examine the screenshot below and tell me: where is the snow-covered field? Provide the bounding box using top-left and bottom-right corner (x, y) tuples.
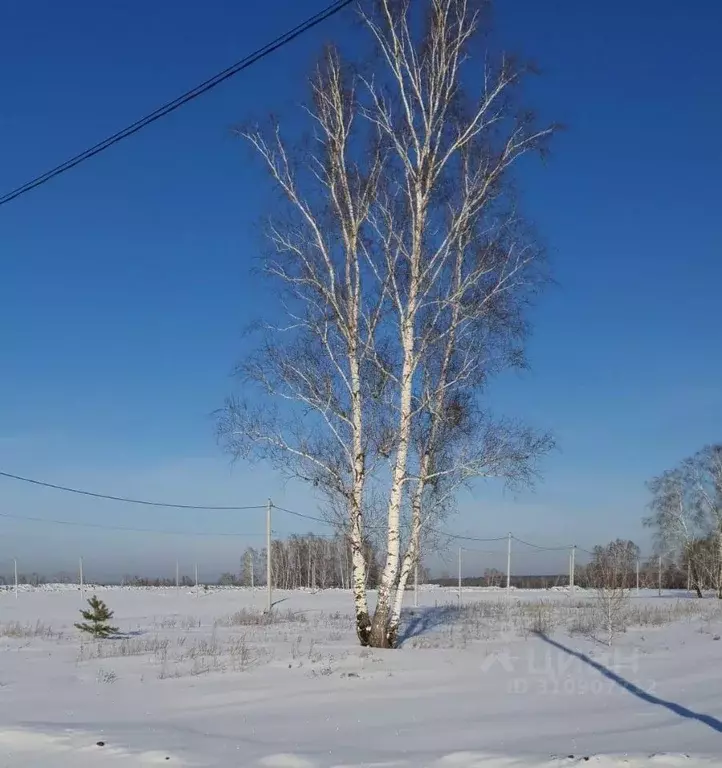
(0, 585), (720, 767)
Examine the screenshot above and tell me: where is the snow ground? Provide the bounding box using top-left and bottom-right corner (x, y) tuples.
(0, 586), (720, 767)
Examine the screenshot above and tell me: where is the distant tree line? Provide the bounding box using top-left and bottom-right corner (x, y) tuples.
(219, 534), (384, 590)
(1, 532), (710, 593)
(432, 538), (693, 592)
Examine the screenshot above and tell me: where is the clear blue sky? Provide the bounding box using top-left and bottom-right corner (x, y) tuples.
(1, 0), (720, 579)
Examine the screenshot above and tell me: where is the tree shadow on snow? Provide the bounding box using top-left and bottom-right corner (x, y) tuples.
(112, 629), (146, 639)
(536, 633), (722, 734)
(398, 605), (460, 645)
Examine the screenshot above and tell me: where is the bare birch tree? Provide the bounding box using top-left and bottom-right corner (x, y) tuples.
(688, 445), (722, 597)
(645, 463), (704, 582)
(645, 444), (722, 597)
(587, 540), (638, 646)
(219, 0), (556, 647)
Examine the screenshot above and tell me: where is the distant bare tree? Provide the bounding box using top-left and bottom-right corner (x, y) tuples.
(587, 539), (639, 590)
(263, 534), (380, 590)
(587, 540), (638, 645)
(645, 444), (722, 597)
(219, 0), (556, 647)
(688, 445), (722, 596)
(684, 535), (717, 596)
(241, 547), (258, 587)
(484, 567), (504, 587)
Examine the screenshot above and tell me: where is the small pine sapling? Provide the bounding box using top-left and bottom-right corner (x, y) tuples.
(74, 595), (119, 638)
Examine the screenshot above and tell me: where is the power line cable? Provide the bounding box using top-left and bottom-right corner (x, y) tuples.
(272, 505), (330, 526)
(457, 546), (507, 554)
(436, 531), (509, 543)
(510, 547), (568, 555)
(0, 470), (609, 552)
(512, 535), (571, 551)
(0, 0), (355, 207)
(0, 470), (265, 511)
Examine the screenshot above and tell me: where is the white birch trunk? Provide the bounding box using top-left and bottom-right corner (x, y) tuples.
(388, 475), (425, 642)
(370, 311), (418, 647)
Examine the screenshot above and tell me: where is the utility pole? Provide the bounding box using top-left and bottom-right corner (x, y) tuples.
(658, 554), (662, 597)
(506, 533), (512, 600)
(250, 550), (254, 590)
(14, 558), (18, 600)
(175, 559), (179, 592)
(79, 557), (84, 601)
(568, 549), (572, 589)
(636, 558), (640, 596)
(569, 545), (576, 594)
(195, 563), (199, 597)
(457, 547), (462, 605)
(267, 498), (273, 613)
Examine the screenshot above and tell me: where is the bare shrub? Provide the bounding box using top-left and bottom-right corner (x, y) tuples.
(522, 601), (557, 636)
(190, 656), (225, 676)
(0, 621), (62, 640)
(157, 664), (182, 681)
(216, 608), (308, 627)
(95, 668), (118, 684)
(183, 634), (222, 660)
(627, 604), (667, 627)
(155, 616), (178, 629)
(567, 603), (599, 637)
(228, 635), (255, 671)
(78, 635), (170, 661)
(290, 635), (303, 660)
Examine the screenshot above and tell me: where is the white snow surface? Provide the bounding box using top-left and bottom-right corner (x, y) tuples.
(0, 586), (720, 767)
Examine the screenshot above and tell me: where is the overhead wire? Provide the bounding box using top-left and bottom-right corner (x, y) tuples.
(272, 505), (329, 525)
(1, 469), (614, 553)
(456, 546), (506, 554)
(511, 535), (572, 551)
(576, 546), (596, 556)
(0, 0), (355, 207)
(0, 470), (265, 510)
(435, 531), (509, 543)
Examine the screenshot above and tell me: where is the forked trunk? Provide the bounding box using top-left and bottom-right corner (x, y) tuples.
(353, 585), (372, 645)
(368, 601), (393, 648)
(386, 538), (418, 647)
(387, 473), (426, 646)
(368, 318), (417, 648)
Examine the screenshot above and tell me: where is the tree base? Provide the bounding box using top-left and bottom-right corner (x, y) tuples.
(366, 608), (398, 648)
(356, 610), (372, 647)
